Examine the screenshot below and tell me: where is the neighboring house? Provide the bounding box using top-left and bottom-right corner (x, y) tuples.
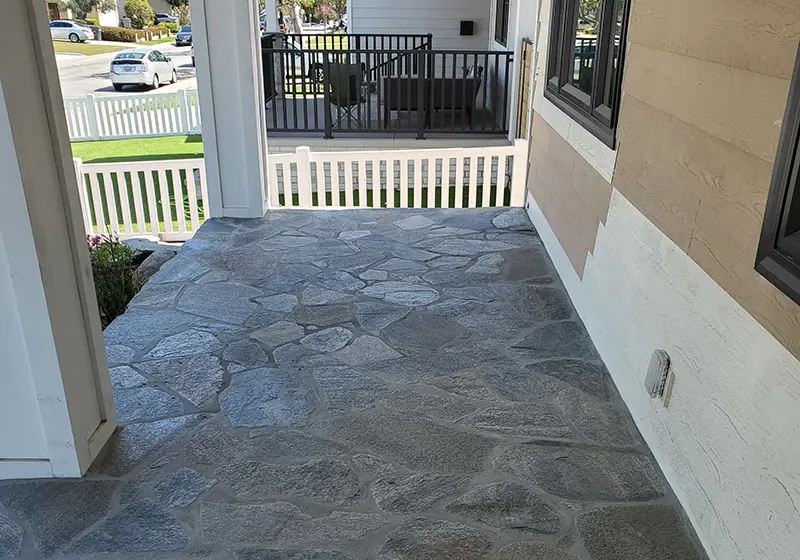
(46, 1), (119, 26)
(116, 0), (173, 21)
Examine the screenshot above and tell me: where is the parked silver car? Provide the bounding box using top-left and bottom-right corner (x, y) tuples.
(109, 48), (177, 91)
(49, 20), (94, 43)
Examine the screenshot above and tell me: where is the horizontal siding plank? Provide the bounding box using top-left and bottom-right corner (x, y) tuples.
(628, 0), (800, 79)
(623, 43), (790, 163)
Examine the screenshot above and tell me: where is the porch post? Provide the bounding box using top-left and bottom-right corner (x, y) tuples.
(0, 0), (116, 478)
(190, 0), (270, 218)
(263, 0), (279, 32)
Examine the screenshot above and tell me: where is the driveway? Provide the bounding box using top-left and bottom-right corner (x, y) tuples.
(0, 208), (708, 560)
(57, 42), (197, 98)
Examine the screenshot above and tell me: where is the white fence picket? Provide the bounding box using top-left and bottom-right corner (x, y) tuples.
(75, 158), (209, 241)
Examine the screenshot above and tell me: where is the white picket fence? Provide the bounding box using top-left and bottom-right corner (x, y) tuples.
(268, 140), (528, 209)
(72, 141), (527, 239)
(64, 90), (201, 141)
(74, 157), (208, 241)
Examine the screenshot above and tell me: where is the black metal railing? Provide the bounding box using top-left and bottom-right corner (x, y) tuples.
(261, 36), (513, 139)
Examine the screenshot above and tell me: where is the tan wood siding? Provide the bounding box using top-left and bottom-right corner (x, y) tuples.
(528, 113), (612, 277)
(614, 0), (800, 357)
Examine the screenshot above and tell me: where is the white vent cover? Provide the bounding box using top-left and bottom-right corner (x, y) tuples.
(645, 349), (670, 398)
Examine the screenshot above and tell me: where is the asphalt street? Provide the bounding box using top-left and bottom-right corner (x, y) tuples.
(56, 42), (197, 99)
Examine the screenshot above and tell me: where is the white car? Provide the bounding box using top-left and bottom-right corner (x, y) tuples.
(49, 20), (94, 43)
(109, 48), (178, 91)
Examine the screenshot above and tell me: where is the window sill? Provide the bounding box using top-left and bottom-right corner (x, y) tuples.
(756, 249), (800, 306)
(544, 87), (615, 149)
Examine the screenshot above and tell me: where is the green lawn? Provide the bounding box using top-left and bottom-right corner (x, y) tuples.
(53, 41), (126, 55)
(140, 36), (175, 46)
(72, 135), (204, 163)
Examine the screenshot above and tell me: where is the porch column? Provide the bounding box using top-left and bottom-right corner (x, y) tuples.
(0, 0), (116, 478)
(191, 0), (271, 217)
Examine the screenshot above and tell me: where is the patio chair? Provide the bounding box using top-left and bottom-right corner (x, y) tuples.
(326, 63), (368, 129)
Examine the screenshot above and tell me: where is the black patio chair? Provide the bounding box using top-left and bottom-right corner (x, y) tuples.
(326, 63), (368, 129)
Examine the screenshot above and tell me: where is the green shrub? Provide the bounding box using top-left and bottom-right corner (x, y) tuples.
(85, 18), (99, 25)
(124, 0), (155, 29)
(87, 235), (143, 328)
(157, 21), (179, 33)
(99, 26), (139, 42)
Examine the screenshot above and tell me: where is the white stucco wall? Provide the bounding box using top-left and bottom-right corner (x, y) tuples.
(526, 188), (800, 560)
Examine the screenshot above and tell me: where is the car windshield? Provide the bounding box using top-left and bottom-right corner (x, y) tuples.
(115, 52), (146, 60)
(180, 26), (192, 32)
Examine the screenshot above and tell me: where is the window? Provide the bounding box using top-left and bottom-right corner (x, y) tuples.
(756, 45), (800, 304)
(494, 0), (510, 46)
(545, 0), (629, 147)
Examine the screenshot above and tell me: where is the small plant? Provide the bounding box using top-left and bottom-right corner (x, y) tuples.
(87, 234), (144, 328)
(124, 0), (155, 29)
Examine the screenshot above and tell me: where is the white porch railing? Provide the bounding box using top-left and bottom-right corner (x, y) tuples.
(64, 91), (202, 141)
(73, 157), (208, 241)
(268, 140), (528, 210)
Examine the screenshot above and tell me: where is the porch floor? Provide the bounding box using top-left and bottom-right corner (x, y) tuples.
(0, 209), (706, 560)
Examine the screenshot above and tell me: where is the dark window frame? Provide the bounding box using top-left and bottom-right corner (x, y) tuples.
(756, 43), (800, 305)
(544, 0), (630, 148)
(494, 0), (510, 46)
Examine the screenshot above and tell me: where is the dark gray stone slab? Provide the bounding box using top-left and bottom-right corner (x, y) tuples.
(430, 239), (518, 256)
(371, 474), (468, 513)
(466, 253), (504, 274)
(301, 327), (353, 352)
(129, 282), (183, 308)
(105, 310), (194, 350)
(326, 411), (497, 472)
(149, 257), (211, 283)
(258, 294), (299, 312)
(340, 229), (372, 240)
(315, 271), (366, 293)
(301, 286), (357, 305)
(262, 235), (319, 250)
(259, 264), (321, 292)
(427, 373), (505, 401)
(461, 404), (573, 438)
(259, 431), (350, 457)
(110, 365), (148, 389)
(577, 505), (706, 560)
(178, 283), (262, 324)
(446, 482), (561, 533)
(360, 282), (440, 306)
(251, 321), (305, 348)
(555, 388), (639, 445)
(231, 548), (357, 560)
(422, 269), (499, 286)
(224, 340), (271, 370)
(360, 269), (388, 281)
(510, 322), (598, 361)
(390, 245), (438, 261)
(331, 336), (401, 366)
(66, 499), (190, 554)
(353, 454), (396, 476)
(114, 387), (185, 423)
(314, 366), (387, 414)
(155, 467), (216, 508)
(494, 442), (664, 501)
(374, 258), (429, 273)
(480, 367), (562, 402)
(378, 517), (492, 560)
(492, 209), (530, 229)
(200, 501), (387, 544)
(95, 414), (206, 476)
(143, 329), (222, 359)
(185, 423), (254, 465)
(527, 359), (610, 400)
(496, 542), (579, 560)
(357, 349), (471, 384)
(493, 285), (572, 321)
(502, 247), (553, 281)
(281, 242), (356, 264)
(138, 355), (224, 407)
(0, 480), (116, 556)
(322, 251), (386, 272)
(0, 513), (23, 558)
(430, 256), (472, 268)
(355, 302), (411, 335)
(216, 459), (361, 505)
(382, 389), (479, 421)
(394, 215), (435, 230)
(382, 313), (469, 351)
(288, 305), (353, 327)
(220, 368), (316, 428)
(223, 245), (280, 281)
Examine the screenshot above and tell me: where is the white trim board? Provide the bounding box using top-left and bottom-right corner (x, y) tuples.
(526, 189), (800, 560)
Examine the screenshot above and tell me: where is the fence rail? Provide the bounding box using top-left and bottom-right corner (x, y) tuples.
(65, 91), (201, 142)
(74, 157), (208, 241)
(267, 140), (528, 210)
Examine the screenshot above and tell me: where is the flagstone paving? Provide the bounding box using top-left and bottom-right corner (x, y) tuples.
(0, 208), (707, 560)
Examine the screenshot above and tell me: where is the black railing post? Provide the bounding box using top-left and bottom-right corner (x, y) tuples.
(416, 50), (426, 139)
(323, 54), (333, 139)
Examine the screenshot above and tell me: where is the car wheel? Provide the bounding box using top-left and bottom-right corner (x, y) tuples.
(69, 32), (79, 43)
(172, 69), (178, 84)
(113, 84), (123, 91)
(151, 74), (160, 89)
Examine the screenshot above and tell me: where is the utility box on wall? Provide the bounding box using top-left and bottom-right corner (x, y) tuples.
(460, 20), (475, 36)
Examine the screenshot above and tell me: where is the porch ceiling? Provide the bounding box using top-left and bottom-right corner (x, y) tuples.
(0, 209), (705, 559)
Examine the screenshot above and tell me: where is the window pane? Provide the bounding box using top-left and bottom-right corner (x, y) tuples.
(571, 0), (601, 97)
(602, 0), (625, 109)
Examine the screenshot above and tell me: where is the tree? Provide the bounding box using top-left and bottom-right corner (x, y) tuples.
(124, 0), (155, 28)
(162, 0), (190, 24)
(59, 0), (117, 21)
